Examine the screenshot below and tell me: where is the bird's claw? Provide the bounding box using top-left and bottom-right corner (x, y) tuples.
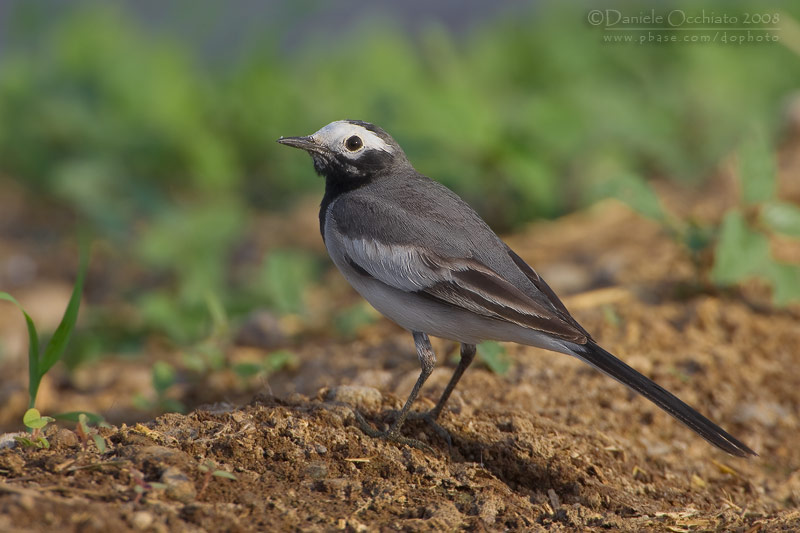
(352, 409), (435, 453)
(405, 410), (453, 451)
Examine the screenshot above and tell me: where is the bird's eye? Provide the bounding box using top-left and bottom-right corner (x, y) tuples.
(345, 135), (363, 151)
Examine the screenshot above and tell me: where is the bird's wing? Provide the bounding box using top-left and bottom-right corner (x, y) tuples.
(338, 234), (588, 343)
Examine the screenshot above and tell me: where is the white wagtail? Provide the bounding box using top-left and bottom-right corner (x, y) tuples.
(277, 120), (756, 457)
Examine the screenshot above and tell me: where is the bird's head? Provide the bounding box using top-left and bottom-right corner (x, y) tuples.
(277, 120), (409, 182)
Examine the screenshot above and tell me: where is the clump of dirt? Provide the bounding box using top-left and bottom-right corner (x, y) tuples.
(0, 379), (797, 532)
(2, 199), (800, 531)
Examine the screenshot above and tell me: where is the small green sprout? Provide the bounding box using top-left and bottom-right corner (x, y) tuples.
(197, 459), (237, 498)
(75, 413), (108, 453)
(14, 408), (55, 449)
(131, 469), (167, 504)
(0, 247), (87, 411)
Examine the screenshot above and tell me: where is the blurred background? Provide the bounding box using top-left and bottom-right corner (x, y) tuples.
(0, 0), (798, 428)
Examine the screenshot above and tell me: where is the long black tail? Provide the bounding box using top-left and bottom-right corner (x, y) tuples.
(572, 341), (756, 457)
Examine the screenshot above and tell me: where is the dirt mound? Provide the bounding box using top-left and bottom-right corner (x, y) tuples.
(1, 202), (799, 531)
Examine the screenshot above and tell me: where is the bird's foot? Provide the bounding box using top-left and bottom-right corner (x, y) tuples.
(352, 410), (434, 453)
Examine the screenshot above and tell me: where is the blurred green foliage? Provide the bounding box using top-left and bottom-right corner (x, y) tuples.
(611, 131), (800, 305)
(477, 341), (512, 375)
(232, 349), (299, 382)
(133, 360), (185, 413)
(4, 3), (798, 222)
(258, 250), (323, 316)
(1, 1), (799, 362)
(711, 134), (800, 305)
(334, 302), (380, 340)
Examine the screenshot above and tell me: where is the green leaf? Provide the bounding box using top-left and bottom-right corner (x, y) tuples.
(152, 361), (176, 395)
(762, 202), (800, 238)
(14, 436), (38, 448)
(78, 413), (90, 433)
(711, 209), (771, 285)
(767, 262), (800, 306)
(264, 350), (298, 374)
(92, 434), (107, 453)
(212, 470), (237, 480)
(477, 341), (511, 375)
(739, 133), (776, 205)
(23, 408), (53, 429)
(22, 408), (43, 428)
(233, 362), (263, 379)
(39, 245), (88, 377)
(0, 292), (41, 409)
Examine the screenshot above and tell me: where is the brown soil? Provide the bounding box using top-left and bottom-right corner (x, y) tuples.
(2, 194), (800, 531)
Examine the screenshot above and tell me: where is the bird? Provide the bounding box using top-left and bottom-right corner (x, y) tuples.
(277, 119), (756, 457)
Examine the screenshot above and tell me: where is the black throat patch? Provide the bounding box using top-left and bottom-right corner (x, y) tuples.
(317, 149), (396, 239)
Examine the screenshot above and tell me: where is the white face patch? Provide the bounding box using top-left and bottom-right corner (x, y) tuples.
(311, 121), (395, 158)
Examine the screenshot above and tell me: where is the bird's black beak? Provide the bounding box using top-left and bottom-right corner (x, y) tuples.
(276, 135), (323, 153)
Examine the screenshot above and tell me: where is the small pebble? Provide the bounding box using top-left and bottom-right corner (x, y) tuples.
(161, 467), (196, 503)
(50, 428), (79, 449)
(326, 385), (383, 411)
(305, 461), (328, 480)
(131, 511), (154, 530)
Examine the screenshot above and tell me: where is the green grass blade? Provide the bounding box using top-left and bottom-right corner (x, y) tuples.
(39, 246), (88, 376)
(0, 292), (41, 408)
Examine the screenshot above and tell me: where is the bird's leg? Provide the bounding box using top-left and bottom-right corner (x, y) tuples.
(354, 331), (436, 451)
(406, 343), (476, 448)
(427, 343), (476, 420)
